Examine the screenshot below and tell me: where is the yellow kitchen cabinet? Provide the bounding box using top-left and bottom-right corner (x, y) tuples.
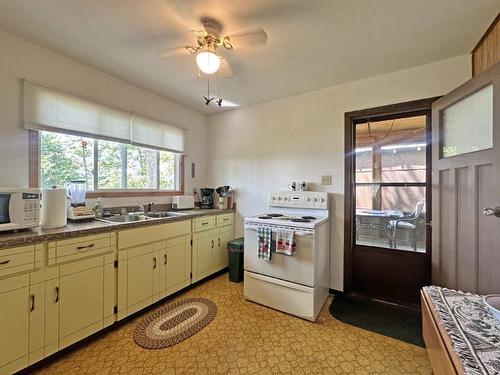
(44, 268), (60, 358)
(58, 257), (105, 349)
(28, 272), (46, 365)
(0, 274), (30, 375)
(192, 229), (218, 283)
(192, 214), (234, 283)
(166, 234), (191, 295)
(154, 242), (166, 302)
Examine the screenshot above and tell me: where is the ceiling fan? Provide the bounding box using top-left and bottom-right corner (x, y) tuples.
(157, 0), (268, 77)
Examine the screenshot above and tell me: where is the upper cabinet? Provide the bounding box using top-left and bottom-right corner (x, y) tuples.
(472, 13), (500, 76)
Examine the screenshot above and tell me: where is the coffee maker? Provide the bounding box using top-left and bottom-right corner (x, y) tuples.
(200, 188), (214, 209)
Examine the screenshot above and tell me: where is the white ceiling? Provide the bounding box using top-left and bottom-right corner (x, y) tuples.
(0, 0), (497, 113)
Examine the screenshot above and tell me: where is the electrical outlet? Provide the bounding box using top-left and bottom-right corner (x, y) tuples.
(321, 175), (332, 185)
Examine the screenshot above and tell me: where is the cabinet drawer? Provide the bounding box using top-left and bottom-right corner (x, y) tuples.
(54, 233), (112, 264)
(118, 220), (191, 249)
(193, 216), (215, 232)
(216, 213), (234, 227)
(0, 246), (35, 278)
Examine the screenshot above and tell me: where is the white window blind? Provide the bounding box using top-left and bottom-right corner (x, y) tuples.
(23, 80), (186, 153)
(131, 114), (186, 153)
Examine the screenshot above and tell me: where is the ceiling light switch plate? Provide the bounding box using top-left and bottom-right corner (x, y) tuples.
(321, 175), (332, 185)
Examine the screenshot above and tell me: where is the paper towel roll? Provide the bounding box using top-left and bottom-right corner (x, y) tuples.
(41, 187), (67, 229)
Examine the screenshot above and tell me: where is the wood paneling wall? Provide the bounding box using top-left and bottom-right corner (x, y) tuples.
(472, 13), (500, 76)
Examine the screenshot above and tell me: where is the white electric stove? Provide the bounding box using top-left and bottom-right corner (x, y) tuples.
(243, 191), (330, 321)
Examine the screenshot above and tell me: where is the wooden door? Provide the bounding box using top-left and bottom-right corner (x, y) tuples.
(0, 278), (29, 372)
(345, 99), (436, 305)
(166, 235), (190, 294)
(432, 62), (500, 293)
(59, 259), (104, 348)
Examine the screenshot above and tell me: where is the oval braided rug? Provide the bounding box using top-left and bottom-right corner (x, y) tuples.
(133, 297), (217, 349)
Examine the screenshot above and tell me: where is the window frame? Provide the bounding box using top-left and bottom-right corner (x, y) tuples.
(29, 130), (185, 197)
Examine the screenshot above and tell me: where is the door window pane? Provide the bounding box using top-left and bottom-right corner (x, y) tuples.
(442, 84), (493, 157)
(354, 115), (427, 253)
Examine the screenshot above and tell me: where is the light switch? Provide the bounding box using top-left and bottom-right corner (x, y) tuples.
(321, 175), (332, 185)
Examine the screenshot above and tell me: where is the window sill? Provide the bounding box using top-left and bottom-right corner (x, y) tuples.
(86, 190), (183, 198)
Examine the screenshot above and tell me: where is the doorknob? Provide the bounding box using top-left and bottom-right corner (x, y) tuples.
(483, 206), (500, 217)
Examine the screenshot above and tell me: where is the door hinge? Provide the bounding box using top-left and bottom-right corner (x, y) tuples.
(114, 260), (118, 268)
(113, 305), (118, 314)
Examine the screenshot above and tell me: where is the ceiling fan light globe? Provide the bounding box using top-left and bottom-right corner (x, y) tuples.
(196, 51), (221, 74)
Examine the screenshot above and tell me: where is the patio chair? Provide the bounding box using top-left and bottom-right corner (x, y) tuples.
(386, 200), (425, 250)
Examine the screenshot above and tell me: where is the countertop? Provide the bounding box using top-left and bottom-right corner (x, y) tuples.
(0, 208), (235, 250)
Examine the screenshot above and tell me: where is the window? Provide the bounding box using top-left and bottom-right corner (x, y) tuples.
(39, 131), (181, 193)
(354, 114), (428, 252)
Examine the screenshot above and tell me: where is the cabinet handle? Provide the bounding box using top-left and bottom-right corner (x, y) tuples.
(201, 222), (209, 226)
(30, 294), (35, 312)
(55, 286), (59, 303)
(164, 254), (167, 265)
(76, 243), (95, 250)
(211, 240), (214, 248)
(153, 257), (157, 269)
(218, 238), (221, 247)
(0, 259), (10, 265)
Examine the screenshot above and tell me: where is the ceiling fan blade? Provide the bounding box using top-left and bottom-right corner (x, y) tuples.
(226, 28), (267, 48)
(220, 58), (235, 78)
(156, 46), (188, 58)
(165, 0), (204, 32)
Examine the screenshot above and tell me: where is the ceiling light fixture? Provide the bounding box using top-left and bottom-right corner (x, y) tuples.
(196, 48), (220, 74)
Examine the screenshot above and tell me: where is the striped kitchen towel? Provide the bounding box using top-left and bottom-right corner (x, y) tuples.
(275, 229), (296, 256)
(257, 227), (272, 261)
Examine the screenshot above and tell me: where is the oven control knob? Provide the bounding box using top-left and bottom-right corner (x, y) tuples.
(319, 198), (325, 203)
(313, 198), (318, 202)
(277, 197), (282, 201)
(284, 197), (288, 201)
(271, 196), (276, 200)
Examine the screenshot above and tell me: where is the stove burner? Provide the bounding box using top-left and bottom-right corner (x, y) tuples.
(267, 214), (284, 217)
(302, 216), (317, 220)
(291, 218), (311, 223)
(258, 216), (273, 219)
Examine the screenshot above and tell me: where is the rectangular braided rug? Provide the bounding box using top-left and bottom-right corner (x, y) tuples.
(424, 286), (500, 375)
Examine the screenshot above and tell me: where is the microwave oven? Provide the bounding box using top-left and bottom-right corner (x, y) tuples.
(0, 188), (40, 232)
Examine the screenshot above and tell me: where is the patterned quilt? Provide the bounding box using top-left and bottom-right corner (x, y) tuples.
(424, 286), (500, 375)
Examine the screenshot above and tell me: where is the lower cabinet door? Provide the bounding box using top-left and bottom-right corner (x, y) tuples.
(166, 235), (190, 294)
(216, 226), (234, 269)
(0, 280), (30, 373)
(59, 259), (104, 348)
(28, 281), (45, 365)
(44, 277), (60, 357)
(192, 232), (215, 282)
(126, 249), (154, 314)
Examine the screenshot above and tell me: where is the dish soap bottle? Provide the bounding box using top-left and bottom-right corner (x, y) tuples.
(94, 198), (103, 218)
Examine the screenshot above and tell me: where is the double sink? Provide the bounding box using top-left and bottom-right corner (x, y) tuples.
(96, 211), (188, 224)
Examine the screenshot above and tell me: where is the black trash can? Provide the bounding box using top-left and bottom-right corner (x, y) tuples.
(227, 237), (244, 283)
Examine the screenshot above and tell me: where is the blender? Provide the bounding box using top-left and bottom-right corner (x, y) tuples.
(67, 180), (95, 221)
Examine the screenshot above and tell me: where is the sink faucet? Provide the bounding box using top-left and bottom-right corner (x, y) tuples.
(146, 202), (154, 213)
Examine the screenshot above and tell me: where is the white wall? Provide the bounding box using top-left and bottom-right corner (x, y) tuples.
(0, 29), (207, 207)
(206, 55), (472, 291)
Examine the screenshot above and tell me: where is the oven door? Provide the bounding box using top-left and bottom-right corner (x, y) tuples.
(244, 224), (315, 287)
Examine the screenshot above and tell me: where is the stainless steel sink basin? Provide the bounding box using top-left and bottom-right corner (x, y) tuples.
(143, 211), (186, 218)
(96, 214), (150, 224)
(96, 211), (187, 224)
